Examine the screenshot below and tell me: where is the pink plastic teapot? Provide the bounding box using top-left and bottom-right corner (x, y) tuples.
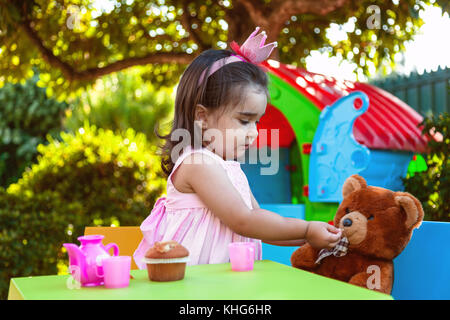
(63, 235), (119, 287)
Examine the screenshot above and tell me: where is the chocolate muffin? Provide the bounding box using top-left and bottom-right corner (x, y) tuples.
(143, 240), (189, 282)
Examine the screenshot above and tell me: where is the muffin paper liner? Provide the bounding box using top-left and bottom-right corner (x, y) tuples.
(142, 257), (189, 264)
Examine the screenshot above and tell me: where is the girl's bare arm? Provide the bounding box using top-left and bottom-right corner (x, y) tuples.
(178, 153), (310, 241)
(250, 189), (307, 246)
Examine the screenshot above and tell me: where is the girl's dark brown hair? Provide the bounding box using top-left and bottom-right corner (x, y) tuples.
(155, 48), (270, 178)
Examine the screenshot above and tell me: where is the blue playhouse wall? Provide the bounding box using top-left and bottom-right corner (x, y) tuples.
(260, 204), (305, 268)
(241, 146), (292, 204)
(308, 91), (413, 202)
(241, 147), (305, 266)
(359, 149), (412, 191)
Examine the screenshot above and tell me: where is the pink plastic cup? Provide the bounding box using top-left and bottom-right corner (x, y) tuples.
(228, 242), (255, 272)
(102, 256), (131, 289)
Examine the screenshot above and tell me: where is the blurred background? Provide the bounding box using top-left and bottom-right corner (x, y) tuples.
(0, 0), (448, 299)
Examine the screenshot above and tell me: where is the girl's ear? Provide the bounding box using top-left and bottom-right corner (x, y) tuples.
(195, 104), (209, 129)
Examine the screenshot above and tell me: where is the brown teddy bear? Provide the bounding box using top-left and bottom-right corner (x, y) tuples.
(291, 174), (424, 294)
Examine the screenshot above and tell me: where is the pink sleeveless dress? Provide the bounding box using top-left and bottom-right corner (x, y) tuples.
(133, 145), (262, 269)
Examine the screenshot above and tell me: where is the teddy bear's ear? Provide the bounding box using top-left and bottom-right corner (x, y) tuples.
(342, 174), (367, 198)
(394, 192), (424, 229)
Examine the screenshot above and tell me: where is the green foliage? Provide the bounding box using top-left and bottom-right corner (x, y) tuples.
(403, 113), (449, 221)
(0, 72), (68, 188)
(7, 123), (166, 234)
(0, 188), (81, 300)
(64, 68), (174, 144)
(1, 123), (166, 299)
(0, 0), (445, 98)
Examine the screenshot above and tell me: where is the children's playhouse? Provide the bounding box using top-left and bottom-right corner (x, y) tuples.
(242, 60), (449, 300)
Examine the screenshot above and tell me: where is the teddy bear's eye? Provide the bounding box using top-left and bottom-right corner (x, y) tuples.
(368, 215), (374, 220)
(345, 208), (350, 214)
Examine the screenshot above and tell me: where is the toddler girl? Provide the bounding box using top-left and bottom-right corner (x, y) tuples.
(133, 27), (341, 269)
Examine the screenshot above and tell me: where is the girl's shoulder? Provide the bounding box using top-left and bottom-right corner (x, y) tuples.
(172, 145), (222, 170)
(169, 146), (227, 193)
(173, 145), (242, 169)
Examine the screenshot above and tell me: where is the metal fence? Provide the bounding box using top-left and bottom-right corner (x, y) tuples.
(371, 67), (449, 117)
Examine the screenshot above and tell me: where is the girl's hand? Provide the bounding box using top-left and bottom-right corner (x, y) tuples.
(305, 221), (342, 250)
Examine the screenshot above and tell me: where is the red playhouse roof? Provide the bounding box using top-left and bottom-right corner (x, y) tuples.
(259, 60), (429, 153)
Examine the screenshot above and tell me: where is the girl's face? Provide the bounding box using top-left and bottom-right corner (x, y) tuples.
(197, 87), (267, 160)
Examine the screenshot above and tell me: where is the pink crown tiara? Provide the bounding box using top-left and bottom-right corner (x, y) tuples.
(197, 27), (278, 87)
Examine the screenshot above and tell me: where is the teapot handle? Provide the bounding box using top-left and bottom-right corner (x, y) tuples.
(104, 243), (119, 256)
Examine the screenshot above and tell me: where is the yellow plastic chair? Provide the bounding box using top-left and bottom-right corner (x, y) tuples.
(84, 226), (142, 270)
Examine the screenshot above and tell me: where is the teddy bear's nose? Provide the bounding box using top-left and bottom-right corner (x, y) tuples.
(343, 218), (353, 227)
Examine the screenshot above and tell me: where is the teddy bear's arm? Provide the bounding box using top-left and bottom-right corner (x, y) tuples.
(290, 243), (319, 271)
(348, 262), (393, 294)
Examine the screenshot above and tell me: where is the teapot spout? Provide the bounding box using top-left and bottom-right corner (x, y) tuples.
(63, 243), (87, 282)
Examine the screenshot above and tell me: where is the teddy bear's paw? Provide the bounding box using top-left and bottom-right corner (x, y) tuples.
(348, 271), (392, 294)
(290, 244), (318, 270)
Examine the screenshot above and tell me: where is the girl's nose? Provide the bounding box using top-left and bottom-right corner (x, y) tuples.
(247, 123), (258, 140)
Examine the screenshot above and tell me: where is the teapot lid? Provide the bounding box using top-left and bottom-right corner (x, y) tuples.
(78, 235), (104, 243)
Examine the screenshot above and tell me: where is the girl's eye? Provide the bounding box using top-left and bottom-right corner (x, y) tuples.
(239, 119), (259, 125)
(368, 215), (374, 220)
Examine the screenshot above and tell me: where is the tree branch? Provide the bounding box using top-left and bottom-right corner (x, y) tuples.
(20, 19), (75, 80)
(180, 0), (209, 51)
(19, 18), (193, 82)
(238, 0), (267, 26)
(235, 0), (348, 61)
(234, 0), (349, 60)
(73, 52), (193, 81)
(238, 0), (349, 29)
(270, 0), (349, 21)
